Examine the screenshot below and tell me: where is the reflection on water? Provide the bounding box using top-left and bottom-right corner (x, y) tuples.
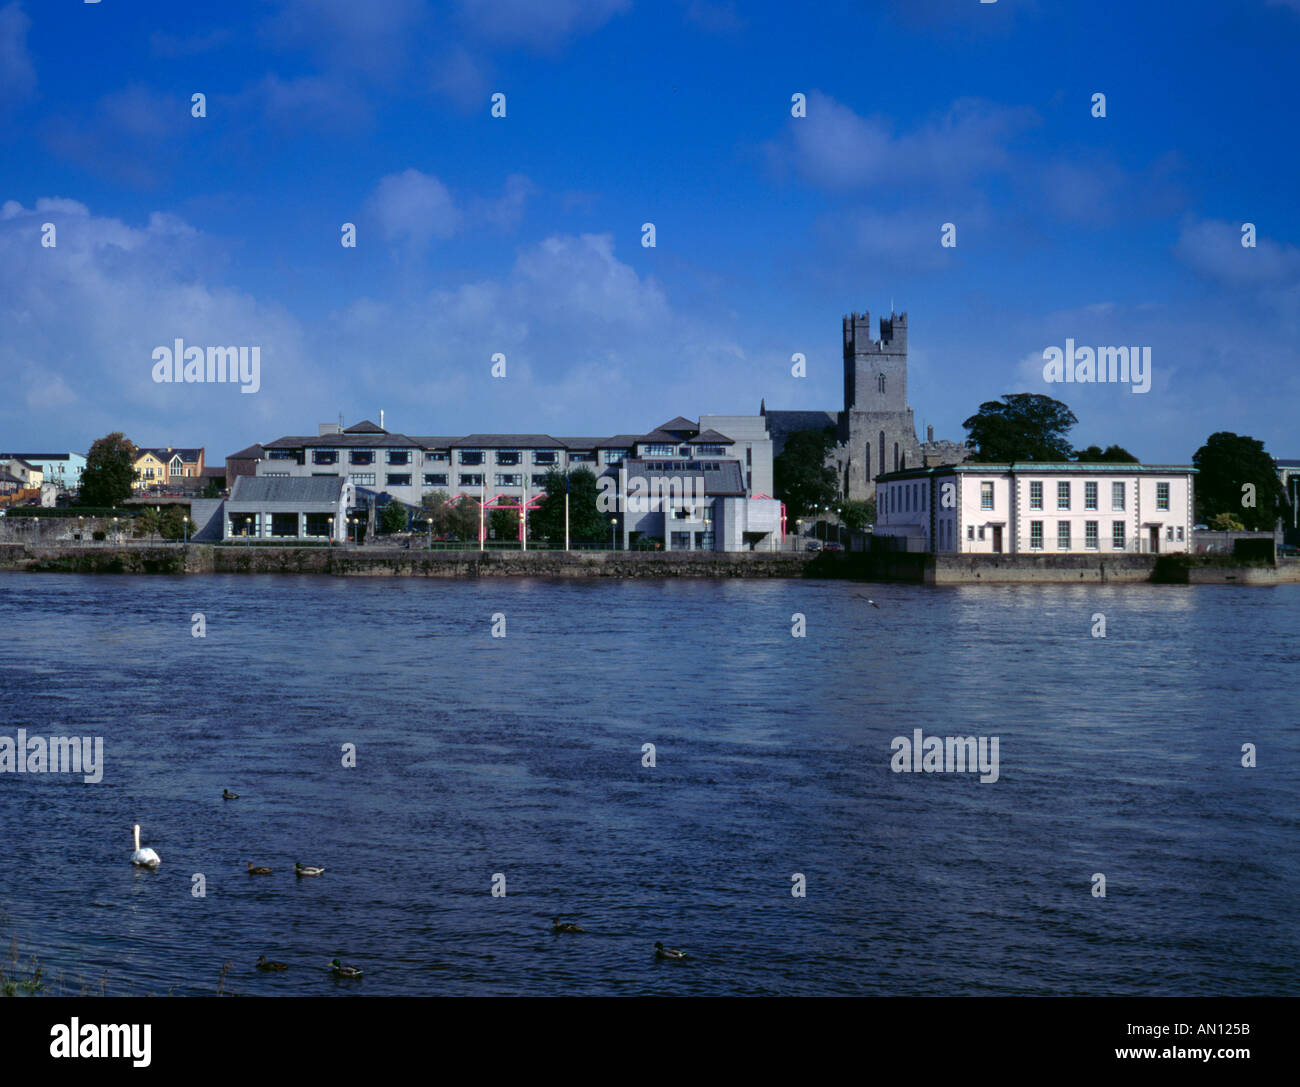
(0, 573), (1296, 996)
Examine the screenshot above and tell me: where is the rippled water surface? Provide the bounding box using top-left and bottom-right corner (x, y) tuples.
(0, 573), (1296, 996)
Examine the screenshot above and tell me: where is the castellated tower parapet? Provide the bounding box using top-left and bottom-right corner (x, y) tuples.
(844, 310), (908, 414)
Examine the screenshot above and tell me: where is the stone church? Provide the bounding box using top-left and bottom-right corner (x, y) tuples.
(762, 310), (970, 503)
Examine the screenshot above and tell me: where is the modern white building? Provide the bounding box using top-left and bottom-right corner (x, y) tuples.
(244, 415), (779, 551)
(875, 463), (1196, 555)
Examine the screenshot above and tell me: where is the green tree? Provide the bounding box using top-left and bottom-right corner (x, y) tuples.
(80, 432), (138, 507)
(159, 506), (191, 540)
(840, 498), (875, 533)
(134, 507), (161, 540)
(1192, 432), (1288, 530)
(962, 394), (1077, 462)
(1074, 444), (1139, 463)
(201, 476), (224, 499)
(1209, 512), (1246, 531)
(532, 467), (606, 542)
(773, 428), (838, 521)
(379, 502), (409, 534)
(488, 504), (520, 541)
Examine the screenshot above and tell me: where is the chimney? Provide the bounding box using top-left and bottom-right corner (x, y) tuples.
(927, 425), (934, 443)
(380, 409), (385, 430)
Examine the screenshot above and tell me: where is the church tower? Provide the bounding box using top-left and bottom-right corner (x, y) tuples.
(835, 310), (922, 501)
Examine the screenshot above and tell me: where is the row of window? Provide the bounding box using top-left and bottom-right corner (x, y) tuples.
(1021, 521), (1186, 549)
(1023, 480), (1168, 512)
(344, 473), (560, 489)
(302, 447), (704, 467)
(883, 481), (928, 516)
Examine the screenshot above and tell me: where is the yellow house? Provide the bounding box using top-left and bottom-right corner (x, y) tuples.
(134, 450), (168, 490)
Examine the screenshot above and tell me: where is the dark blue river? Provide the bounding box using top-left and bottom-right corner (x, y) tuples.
(0, 573), (1296, 996)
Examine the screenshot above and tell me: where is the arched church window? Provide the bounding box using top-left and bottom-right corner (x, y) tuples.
(893, 442), (899, 472)
(878, 373), (885, 395)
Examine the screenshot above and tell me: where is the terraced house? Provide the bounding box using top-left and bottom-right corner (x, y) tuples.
(874, 463), (1196, 555)
(133, 446), (206, 490)
(236, 415), (781, 550)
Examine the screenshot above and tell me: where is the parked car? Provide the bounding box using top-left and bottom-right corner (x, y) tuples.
(805, 539), (822, 551)
(824, 541), (843, 552)
(1280, 544), (1299, 557)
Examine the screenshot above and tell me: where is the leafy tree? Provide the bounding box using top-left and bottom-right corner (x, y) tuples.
(1074, 444), (1139, 463)
(134, 507), (161, 540)
(773, 428), (838, 521)
(201, 477), (224, 498)
(840, 498), (875, 533)
(159, 507), (191, 540)
(1192, 432), (1288, 530)
(420, 490), (481, 541)
(488, 505), (520, 541)
(379, 502), (409, 535)
(532, 467), (607, 542)
(1209, 512), (1246, 531)
(962, 394), (1077, 462)
(80, 432), (138, 507)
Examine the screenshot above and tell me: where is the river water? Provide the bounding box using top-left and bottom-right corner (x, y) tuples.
(0, 573), (1295, 996)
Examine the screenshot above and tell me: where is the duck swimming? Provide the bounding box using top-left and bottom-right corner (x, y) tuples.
(654, 941), (688, 960)
(256, 955), (289, 971)
(551, 917), (585, 933)
(294, 863), (325, 877)
(222, 789), (240, 800)
(246, 862), (272, 875)
(329, 958), (362, 978)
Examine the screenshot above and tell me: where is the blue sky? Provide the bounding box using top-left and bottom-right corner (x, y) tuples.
(1, 0), (1297, 462)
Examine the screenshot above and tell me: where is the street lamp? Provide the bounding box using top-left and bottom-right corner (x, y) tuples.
(327, 515), (334, 548)
(610, 517), (617, 550)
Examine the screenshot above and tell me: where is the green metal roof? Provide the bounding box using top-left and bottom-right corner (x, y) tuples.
(876, 462), (1197, 481)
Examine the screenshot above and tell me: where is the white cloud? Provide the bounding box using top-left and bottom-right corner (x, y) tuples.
(366, 169), (463, 246)
(770, 93), (1038, 192)
(456, 0), (630, 51)
(0, 2), (34, 107)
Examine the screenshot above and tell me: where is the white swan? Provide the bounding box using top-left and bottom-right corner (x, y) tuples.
(131, 823), (160, 868)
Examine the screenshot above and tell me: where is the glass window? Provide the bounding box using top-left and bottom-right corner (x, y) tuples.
(645, 444), (674, 456)
(1030, 520), (1043, 549)
(695, 445), (725, 456)
(386, 473), (411, 487)
(1057, 481), (1070, 510)
(459, 474), (483, 487)
(459, 451), (484, 465)
(1029, 481), (1043, 510)
(1058, 522), (1070, 549)
(1112, 482), (1126, 510)
(1156, 482), (1170, 510)
(670, 532), (691, 549)
(967, 525), (975, 541)
(604, 450), (627, 464)
(424, 474), (448, 487)
(494, 474), (522, 486)
(270, 512), (299, 537)
(1177, 526), (1184, 541)
(981, 482), (994, 510)
(1085, 481), (1098, 510)
(1085, 521), (1099, 549)
(312, 450), (338, 465)
(427, 451), (449, 462)
(1112, 521), (1126, 550)
(496, 451), (520, 466)
(533, 451), (557, 465)
(387, 450), (411, 465)
(349, 450), (373, 465)
(349, 473), (375, 485)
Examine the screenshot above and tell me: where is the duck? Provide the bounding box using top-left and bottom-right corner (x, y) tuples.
(130, 824), (160, 868)
(256, 955), (289, 971)
(222, 789), (239, 800)
(551, 917), (585, 934)
(294, 862), (325, 877)
(654, 941), (688, 960)
(329, 958), (363, 978)
(246, 862), (272, 875)
(856, 595), (881, 608)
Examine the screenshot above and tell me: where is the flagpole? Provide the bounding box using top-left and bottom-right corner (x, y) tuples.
(564, 473), (570, 552)
(480, 479), (485, 551)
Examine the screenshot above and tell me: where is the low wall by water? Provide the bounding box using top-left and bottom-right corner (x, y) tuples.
(2, 543), (1295, 583)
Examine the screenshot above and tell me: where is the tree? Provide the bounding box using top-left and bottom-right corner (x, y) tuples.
(80, 432), (138, 507)
(1209, 512), (1246, 531)
(159, 507), (191, 540)
(421, 490), (481, 541)
(488, 504), (519, 541)
(840, 498), (875, 533)
(134, 507), (161, 540)
(379, 502), (409, 535)
(962, 394), (1077, 462)
(1192, 432), (1288, 530)
(531, 467), (606, 542)
(1074, 444), (1139, 463)
(201, 477), (224, 499)
(773, 428), (838, 521)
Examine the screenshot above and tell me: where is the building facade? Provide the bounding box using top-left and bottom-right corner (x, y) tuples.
(874, 464), (1196, 555)
(0, 452), (85, 490)
(134, 446), (206, 490)
(762, 310), (971, 503)
(247, 416), (779, 550)
(222, 475), (353, 542)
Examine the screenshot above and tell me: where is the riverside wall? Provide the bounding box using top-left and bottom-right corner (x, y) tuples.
(1, 543), (1296, 584)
